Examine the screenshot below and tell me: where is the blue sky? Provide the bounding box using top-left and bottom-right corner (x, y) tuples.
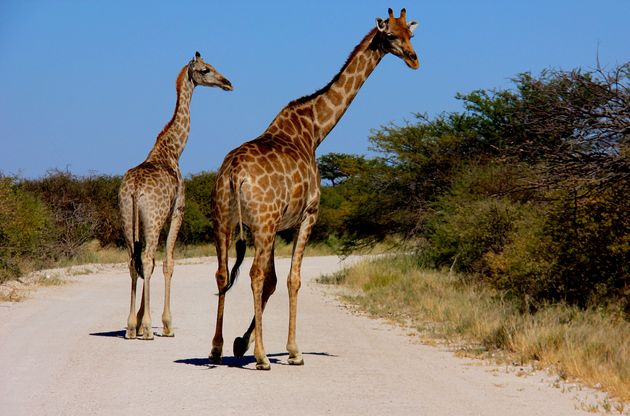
(1, 1), (628, 178)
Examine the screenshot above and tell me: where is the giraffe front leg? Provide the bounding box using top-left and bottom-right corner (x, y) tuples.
(287, 210), (317, 366)
(162, 199), (185, 337)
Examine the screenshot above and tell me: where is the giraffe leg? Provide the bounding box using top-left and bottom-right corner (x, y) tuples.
(162, 196), (185, 337)
(287, 210), (317, 365)
(250, 234), (274, 370)
(136, 288), (145, 336)
(234, 244), (277, 358)
(121, 196), (139, 340)
(210, 227), (231, 363)
(138, 238), (157, 341)
(125, 258), (139, 339)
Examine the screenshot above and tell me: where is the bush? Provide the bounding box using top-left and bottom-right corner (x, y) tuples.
(547, 185), (630, 308)
(423, 162), (532, 274)
(179, 171), (216, 244)
(21, 170), (99, 257)
(484, 204), (557, 307)
(80, 174), (123, 246)
(0, 176), (57, 282)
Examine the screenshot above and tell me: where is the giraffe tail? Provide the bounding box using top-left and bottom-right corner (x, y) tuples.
(218, 179), (246, 295)
(218, 239), (246, 295)
(131, 193), (144, 279)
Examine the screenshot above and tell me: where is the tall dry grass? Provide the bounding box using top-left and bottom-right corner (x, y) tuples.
(53, 237), (340, 269)
(320, 256), (630, 403)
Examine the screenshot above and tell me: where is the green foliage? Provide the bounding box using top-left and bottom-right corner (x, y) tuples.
(546, 184), (630, 307)
(333, 64), (629, 310)
(0, 176), (56, 282)
(81, 174), (123, 246)
(3, 63), (627, 314)
(318, 153), (367, 187)
(179, 171), (216, 244)
(484, 206), (556, 303)
(423, 163), (528, 273)
(22, 170), (104, 256)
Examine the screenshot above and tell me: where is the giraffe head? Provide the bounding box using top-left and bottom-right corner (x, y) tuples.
(376, 8), (419, 69)
(188, 52), (233, 90)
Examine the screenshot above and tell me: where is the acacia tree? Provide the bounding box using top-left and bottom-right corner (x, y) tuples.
(509, 64), (629, 194)
(318, 153), (368, 187)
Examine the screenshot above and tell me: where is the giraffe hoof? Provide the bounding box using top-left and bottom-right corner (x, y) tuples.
(288, 355), (304, 366)
(256, 360), (271, 371)
(209, 351), (222, 364)
(233, 336), (249, 358)
(161, 329), (175, 337)
(125, 328), (137, 339)
(139, 330), (154, 340)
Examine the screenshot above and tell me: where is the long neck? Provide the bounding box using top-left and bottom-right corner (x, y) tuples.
(265, 28), (385, 153)
(147, 65), (194, 166)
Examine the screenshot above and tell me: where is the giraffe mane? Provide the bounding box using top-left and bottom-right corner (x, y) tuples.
(156, 65), (189, 140)
(288, 27), (381, 107)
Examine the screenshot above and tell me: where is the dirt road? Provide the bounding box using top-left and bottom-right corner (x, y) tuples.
(0, 256), (597, 415)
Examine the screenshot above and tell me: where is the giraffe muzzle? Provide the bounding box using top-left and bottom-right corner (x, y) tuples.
(404, 51), (419, 69)
(220, 78), (233, 91)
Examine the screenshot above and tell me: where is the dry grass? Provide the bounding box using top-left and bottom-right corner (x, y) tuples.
(59, 236), (347, 268)
(320, 256), (630, 403)
(0, 284), (28, 302)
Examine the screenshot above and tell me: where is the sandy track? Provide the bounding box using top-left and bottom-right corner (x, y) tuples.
(0, 256), (595, 415)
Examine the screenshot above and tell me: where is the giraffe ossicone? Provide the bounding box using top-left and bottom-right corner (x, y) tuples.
(119, 52), (231, 340)
(210, 8), (419, 369)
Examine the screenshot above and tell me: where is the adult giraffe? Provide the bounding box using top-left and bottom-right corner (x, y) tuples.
(119, 52), (232, 340)
(211, 8), (419, 369)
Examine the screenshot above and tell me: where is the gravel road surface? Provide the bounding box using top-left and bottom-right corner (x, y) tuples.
(0, 256), (596, 415)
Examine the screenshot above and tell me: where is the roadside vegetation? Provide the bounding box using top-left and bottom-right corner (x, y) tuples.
(320, 256), (629, 404)
(1, 63), (627, 400)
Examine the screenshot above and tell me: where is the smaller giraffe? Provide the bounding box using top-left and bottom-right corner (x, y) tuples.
(119, 52), (232, 340)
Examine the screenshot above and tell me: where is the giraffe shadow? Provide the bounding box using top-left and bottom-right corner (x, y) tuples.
(174, 351), (337, 370)
(89, 329), (127, 338)
(89, 327), (169, 339)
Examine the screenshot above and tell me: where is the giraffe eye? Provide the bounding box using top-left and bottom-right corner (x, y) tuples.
(386, 33), (397, 40)
(200, 68), (210, 74)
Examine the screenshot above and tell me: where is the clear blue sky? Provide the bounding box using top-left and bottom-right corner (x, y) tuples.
(1, 1), (628, 178)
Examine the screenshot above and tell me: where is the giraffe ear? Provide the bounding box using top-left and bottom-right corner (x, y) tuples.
(408, 21), (418, 33)
(376, 17), (387, 32)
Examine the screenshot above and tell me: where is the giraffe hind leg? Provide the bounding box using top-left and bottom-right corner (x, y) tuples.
(125, 259), (140, 339)
(210, 226), (231, 363)
(137, 232), (158, 340)
(233, 244), (277, 358)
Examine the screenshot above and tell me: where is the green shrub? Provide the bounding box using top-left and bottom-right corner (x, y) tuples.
(21, 170), (101, 255)
(179, 171), (216, 244)
(423, 162), (530, 274)
(179, 199), (212, 244)
(0, 176), (57, 282)
(547, 185), (630, 308)
(484, 204), (557, 307)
